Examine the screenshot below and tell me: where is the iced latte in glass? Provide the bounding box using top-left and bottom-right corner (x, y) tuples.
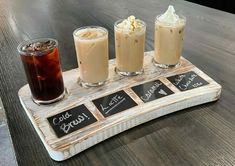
(115, 16), (146, 76)
(154, 5), (186, 68)
(73, 26), (109, 87)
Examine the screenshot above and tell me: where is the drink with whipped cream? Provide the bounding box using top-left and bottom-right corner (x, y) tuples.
(114, 16), (146, 76)
(154, 5), (186, 68)
(73, 26), (109, 87)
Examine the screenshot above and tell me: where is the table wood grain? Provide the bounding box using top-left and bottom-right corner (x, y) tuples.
(0, 0), (235, 165)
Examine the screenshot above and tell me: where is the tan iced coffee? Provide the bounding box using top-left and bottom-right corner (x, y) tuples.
(115, 16), (146, 76)
(73, 26), (108, 87)
(154, 5), (186, 68)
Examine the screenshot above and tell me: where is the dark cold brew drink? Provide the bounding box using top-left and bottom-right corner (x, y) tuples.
(18, 38), (65, 104)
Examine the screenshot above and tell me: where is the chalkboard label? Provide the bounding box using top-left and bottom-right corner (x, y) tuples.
(167, 71), (209, 91)
(47, 105), (97, 138)
(131, 80), (174, 103)
(92, 90), (138, 118)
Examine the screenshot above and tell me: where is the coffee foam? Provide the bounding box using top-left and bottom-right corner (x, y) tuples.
(75, 28), (106, 40)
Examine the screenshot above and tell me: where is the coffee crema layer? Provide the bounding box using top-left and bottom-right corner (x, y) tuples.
(75, 28), (106, 40)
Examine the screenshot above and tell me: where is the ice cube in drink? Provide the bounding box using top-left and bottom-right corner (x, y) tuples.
(18, 38), (65, 104)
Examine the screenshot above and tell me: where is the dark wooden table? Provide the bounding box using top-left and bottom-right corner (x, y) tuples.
(1, 0), (235, 165)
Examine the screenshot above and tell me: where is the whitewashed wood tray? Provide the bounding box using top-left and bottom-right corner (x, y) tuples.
(18, 51), (221, 161)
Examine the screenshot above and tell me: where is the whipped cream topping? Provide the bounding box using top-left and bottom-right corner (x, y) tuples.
(116, 15), (143, 31)
(158, 5), (180, 24)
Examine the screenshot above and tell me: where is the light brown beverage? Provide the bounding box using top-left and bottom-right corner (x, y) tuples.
(73, 26), (108, 87)
(114, 16), (146, 76)
(154, 6), (186, 68)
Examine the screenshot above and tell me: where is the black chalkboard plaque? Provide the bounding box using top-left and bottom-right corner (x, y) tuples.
(47, 105), (97, 138)
(167, 71), (209, 91)
(131, 80), (174, 103)
(92, 90), (138, 118)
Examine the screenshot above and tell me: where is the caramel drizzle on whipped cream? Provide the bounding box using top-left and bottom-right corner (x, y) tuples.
(117, 15), (143, 32)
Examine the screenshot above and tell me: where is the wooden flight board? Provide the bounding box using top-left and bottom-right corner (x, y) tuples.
(18, 51), (221, 161)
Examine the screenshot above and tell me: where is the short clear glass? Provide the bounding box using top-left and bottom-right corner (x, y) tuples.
(17, 38), (65, 104)
(114, 19), (146, 76)
(154, 14), (186, 68)
(73, 26), (109, 88)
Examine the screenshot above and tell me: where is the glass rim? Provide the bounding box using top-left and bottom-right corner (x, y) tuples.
(155, 14), (186, 26)
(73, 26), (108, 40)
(17, 38), (58, 56)
(114, 19), (146, 30)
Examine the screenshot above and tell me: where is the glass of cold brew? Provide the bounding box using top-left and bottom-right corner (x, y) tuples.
(17, 38), (65, 104)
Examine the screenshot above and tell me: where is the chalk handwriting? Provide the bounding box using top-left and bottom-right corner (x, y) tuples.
(178, 73), (198, 90)
(59, 113), (90, 134)
(192, 82), (203, 88)
(52, 112), (72, 126)
(158, 89), (167, 95)
(100, 95), (126, 114)
(141, 82), (163, 102)
(173, 74), (186, 86)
